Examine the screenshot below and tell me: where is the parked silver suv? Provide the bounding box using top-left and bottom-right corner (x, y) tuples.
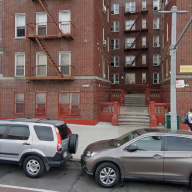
(0, 118), (78, 178)
(81, 128), (192, 188)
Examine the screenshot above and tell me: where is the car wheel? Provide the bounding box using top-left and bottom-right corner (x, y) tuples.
(95, 162), (120, 188)
(68, 134), (79, 154)
(23, 155), (45, 178)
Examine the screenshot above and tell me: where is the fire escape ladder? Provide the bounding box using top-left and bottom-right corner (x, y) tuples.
(38, 0), (63, 34)
(130, 49), (142, 66)
(35, 38), (63, 78)
(130, 30), (142, 48)
(129, 11), (142, 31)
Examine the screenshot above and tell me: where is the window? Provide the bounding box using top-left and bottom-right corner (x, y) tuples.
(166, 136), (192, 151)
(125, 20), (135, 30)
(108, 35), (109, 52)
(59, 11), (71, 34)
(153, 36), (161, 47)
(36, 13), (47, 35)
(36, 53), (47, 76)
(125, 56), (135, 66)
(153, 72), (160, 84)
(125, 2), (135, 12)
(103, 59), (105, 78)
(0, 52), (2, 74)
(0, 125), (7, 139)
(59, 92), (80, 116)
(130, 136), (162, 151)
(15, 14), (25, 38)
(15, 53), (25, 77)
(153, 18), (161, 29)
(166, 57), (168, 77)
(34, 126), (53, 141)
(125, 38), (135, 48)
(142, 73), (146, 83)
(111, 56), (119, 67)
(107, 7), (109, 23)
(7, 125), (30, 140)
(111, 39), (119, 50)
(111, 74), (119, 84)
(142, 37), (146, 47)
(0, 16), (1, 39)
(142, 19), (146, 29)
(153, 0), (160, 11)
(142, 1), (146, 10)
(167, 22), (168, 42)
(111, 4), (119, 14)
(153, 54), (160, 66)
(111, 21), (119, 32)
(59, 52), (71, 76)
(36, 92), (46, 115)
(142, 55), (146, 64)
(125, 73), (135, 84)
(15, 93), (24, 115)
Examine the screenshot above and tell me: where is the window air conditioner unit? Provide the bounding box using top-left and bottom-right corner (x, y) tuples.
(103, 40), (107, 47)
(103, 5), (107, 14)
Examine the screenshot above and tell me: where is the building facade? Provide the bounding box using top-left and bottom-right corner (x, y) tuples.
(160, 0), (192, 120)
(0, 0), (111, 125)
(110, 0), (161, 92)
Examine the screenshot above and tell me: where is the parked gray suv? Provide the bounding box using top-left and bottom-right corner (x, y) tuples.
(0, 118), (78, 178)
(81, 128), (192, 188)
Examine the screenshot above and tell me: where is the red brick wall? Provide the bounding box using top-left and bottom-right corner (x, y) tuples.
(0, 0), (111, 121)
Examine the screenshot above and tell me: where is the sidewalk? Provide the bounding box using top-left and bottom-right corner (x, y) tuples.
(68, 122), (164, 161)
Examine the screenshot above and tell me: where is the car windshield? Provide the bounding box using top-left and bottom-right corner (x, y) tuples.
(109, 131), (140, 148)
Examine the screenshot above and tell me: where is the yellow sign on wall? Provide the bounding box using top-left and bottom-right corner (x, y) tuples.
(180, 65), (192, 73)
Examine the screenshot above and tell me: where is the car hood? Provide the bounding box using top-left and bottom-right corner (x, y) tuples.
(86, 139), (112, 151)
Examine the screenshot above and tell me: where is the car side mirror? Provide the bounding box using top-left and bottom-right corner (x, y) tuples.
(127, 145), (138, 152)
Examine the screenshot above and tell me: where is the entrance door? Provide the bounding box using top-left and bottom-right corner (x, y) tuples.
(59, 11), (71, 34)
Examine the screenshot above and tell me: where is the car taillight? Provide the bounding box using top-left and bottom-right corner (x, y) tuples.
(55, 127), (62, 151)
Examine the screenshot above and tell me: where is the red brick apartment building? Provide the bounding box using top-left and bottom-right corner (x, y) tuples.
(160, 0), (192, 119)
(0, 0), (111, 125)
(110, 0), (161, 92)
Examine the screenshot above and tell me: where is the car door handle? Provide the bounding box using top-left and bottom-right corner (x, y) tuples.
(23, 142), (30, 145)
(153, 154), (162, 159)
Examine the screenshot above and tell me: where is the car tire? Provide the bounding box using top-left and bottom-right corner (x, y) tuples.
(68, 134), (79, 154)
(95, 162), (120, 188)
(23, 155), (45, 178)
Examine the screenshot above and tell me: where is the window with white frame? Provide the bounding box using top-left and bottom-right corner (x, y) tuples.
(59, 92), (80, 116)
(15, 14), (25, 38)
(125, 2), (136, 12)
(111, 56), (119, 67)
(125, 73), (135, 84)
(142, 37), (146, 47)
(103, 26), (105, 41)
(167, 22), (168, 42)
(142, 73), (146, 83)
(142, 18), (146, 29)
(111, 74), (119, 84)
(107, 7), (109, 23)
(153, 54), (161, 66)
(36, 13), (47, 35)
(15, 93), (24, 115)
(36, 53), (47, 76)
(59, 52), (71, 76)
(103, 59), (105, 78)
(108, 36), (109, 52)
(111, 4), (119, 14)
(125, 20), (135, 30)
(59, 11), (71, 34)
(125, 56), (135, 66)
(166, 57), (168, 77)
(153, 36), (161, 47)
(142, 55), (146, 64)
(36, 93), (46, 115)
(0, 16), (1, 39)
(0, 52), (2, 74)
(111, 21), (119, 32)
(15, 53), (25, 77)
(153, 73), (160, 84)
(142, 1), (147, 10)
(153, 0), (160, 11)
(111, 39), (119, 50)
(125, 38), (135, 48)
(153, 18), (161, 29)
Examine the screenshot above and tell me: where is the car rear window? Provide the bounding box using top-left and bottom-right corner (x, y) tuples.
(34, 125), (54, 141)
(57, 124), (71, 140)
